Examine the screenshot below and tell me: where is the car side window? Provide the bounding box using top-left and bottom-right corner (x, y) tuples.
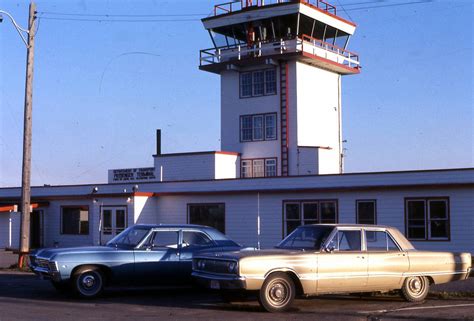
(148, 231), (179, 250)
(366, 231), (400, 252)
(327, 230), (361, 251)
(182, 231), (213, 248)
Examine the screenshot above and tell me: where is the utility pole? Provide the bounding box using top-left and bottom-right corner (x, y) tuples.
(18, 2), (36, 268)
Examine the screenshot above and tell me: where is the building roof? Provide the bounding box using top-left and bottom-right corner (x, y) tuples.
(0, 168), (473, 201)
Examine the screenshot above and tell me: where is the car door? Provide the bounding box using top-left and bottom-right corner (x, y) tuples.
(133, 229), (181, 285)
(178, 230), (216, 282)
(366, 229), (409, 290)
(317, 228), (368, 293)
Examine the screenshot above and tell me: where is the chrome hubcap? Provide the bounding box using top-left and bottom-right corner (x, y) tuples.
(413, 280), (421, 291)
(267, 281), (289, 305)
(82, 275), (96, 288)
(408, 277), (424, 295)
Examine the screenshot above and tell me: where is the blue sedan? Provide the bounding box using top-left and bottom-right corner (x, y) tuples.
(29, 224), (241, 298)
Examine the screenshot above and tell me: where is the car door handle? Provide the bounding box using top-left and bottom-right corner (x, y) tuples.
(357, 256), (365, 259)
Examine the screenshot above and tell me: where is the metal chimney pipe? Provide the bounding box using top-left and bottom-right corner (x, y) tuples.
(156, 129), (161, 155)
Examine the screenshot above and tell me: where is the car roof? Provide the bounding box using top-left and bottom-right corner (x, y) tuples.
(306, 223), (394, 229)
(133, 223), (214, 230)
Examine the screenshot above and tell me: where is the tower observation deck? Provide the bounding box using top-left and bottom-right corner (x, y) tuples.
(200, 0), (360, 75)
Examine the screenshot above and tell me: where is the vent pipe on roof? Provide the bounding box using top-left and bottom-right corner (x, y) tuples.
(156, 129), (161, 155)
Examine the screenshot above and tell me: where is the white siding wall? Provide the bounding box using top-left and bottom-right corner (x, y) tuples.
(220, 67), (281, 173)
(215, 154), (239, 179)
(154, 154), (215, 181)
(294, 61), (341, 174)
(43, 200), (95, 248)
(150, 187), (474, 253)
(134, 196), (158, 224)
(154, 153), (238, 181)
(0, 212), (19, 249)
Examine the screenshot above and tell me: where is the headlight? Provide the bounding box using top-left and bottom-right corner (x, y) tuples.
(227, 261), (238, 274)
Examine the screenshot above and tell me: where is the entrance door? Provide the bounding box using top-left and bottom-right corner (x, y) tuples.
(30, 210), (43, 249)
(100, 207), (127, 245)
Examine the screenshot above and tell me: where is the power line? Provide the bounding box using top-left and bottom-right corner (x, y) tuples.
(39, 17), (201, 22)
(38, 11), (208, 17)
(36, 0), (435, 23)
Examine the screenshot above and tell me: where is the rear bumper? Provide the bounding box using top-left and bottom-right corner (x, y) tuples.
(192, 271), (246, 290)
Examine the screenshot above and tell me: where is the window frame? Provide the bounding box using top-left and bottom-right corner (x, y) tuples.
(60, 205), (90, 235)
(239, 68), (277, 99)
(240, 72), (253, 98)
(240, 157), (278, 178)
(239, 112), (277, 143)
(356, 199), (377, 225)
(282, 200), (339, 237)
(187, 203), (226, 234)
(404, 197), (450, 242)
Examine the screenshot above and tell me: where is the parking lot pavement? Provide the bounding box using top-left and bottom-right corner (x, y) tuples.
(0, 272), (473, 321)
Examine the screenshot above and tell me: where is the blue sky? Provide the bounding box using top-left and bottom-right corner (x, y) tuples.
(0, 0), (472, 187)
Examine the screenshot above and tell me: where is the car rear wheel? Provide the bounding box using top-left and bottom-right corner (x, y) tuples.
(73, 266), (104, 298)
(258, 272), (295, 312)
(400, 276), (429, 302)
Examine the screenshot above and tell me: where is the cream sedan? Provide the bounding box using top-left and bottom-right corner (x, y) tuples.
(192, 224), (472, 312)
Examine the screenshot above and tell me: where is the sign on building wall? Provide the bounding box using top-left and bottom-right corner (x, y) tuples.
(108, 167), (156, 183)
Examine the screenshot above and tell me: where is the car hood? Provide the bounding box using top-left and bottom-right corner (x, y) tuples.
(34, 246), (117, 259)
(195, 248), (305, 260)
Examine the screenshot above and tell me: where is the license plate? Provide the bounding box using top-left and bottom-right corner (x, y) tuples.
(210, 280), (220, 289)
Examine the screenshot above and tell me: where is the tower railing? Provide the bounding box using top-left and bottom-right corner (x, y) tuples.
(200, 35), (359, 70)
(213, 0), (336, 17)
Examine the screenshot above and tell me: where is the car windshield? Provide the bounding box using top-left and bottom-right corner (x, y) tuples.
(276, 225), (334, 250)
(106, 226), (150, 249)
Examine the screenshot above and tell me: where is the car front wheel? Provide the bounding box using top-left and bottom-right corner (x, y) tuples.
(73, 266), (105, 298)
(400, 276), (429, 302)
(258, 272), (295, 312)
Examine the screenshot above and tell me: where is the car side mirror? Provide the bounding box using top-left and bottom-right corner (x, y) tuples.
(324, 245), (336, 253)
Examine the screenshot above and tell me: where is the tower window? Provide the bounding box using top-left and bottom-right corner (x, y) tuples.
(253, 159), (265, 177)
(241, 158), (277, 178)
(265, 159), (277, 176)
(253, 71), (265, 96)
(240, 69), (277, 98)
(240, 73), (253, 97)
(253, 115), (264, 140)
(265, 114), (276, 139)
(240, 113), (277, 142)
(265, 69), (276, 94)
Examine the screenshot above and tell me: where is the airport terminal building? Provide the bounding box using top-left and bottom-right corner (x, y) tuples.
(1, 1), (473, 253)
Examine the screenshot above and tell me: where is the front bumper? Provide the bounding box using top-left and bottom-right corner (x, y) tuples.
(30, 266), (62, 282)
(29, 257), (61, 282)
(192, 271), (246, 290)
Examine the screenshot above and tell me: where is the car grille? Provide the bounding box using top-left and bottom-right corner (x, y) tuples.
(35, 258), (58, 272)
(194, 259), (234, 274)
(37, 258), (49, 269)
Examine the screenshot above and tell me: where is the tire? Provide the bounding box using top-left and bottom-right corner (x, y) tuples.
(400, 276), (429, 302)
(51, 281), (70, 293)
(258, 272), (295, 312)
(72, 266), (105, 298)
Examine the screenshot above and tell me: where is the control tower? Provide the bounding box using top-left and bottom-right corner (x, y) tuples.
(200, 0), (360, 177)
